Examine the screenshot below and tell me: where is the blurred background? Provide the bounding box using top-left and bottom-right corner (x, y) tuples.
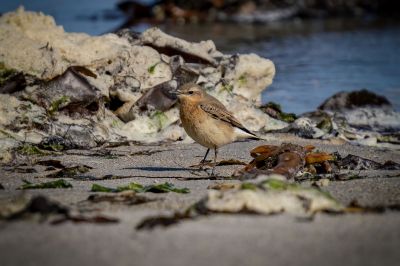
(1, 0), (399, 114)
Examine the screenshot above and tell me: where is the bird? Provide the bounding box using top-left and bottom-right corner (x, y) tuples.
(175, 83), (260, 176)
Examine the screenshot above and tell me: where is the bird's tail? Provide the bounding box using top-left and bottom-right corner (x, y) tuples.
(234, 127), (267, 141)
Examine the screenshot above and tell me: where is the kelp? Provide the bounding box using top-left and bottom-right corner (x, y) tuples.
(238, 143), (306, 179)
(237, 143), (399, 181)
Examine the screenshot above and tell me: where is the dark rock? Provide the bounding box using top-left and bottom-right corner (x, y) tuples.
(136, 80), (178, 112)
(337, 154), (400, 171)
(169, 55), (199, 86)
(115, 0), (400, 27)
(318, 89), (392, 111)
(0, 72), (28, 94)
(260, 101), (297, 123)
(50, 124), (100, 148)
(316, 89), (400, 133)
(25, 196), (69, 215)
(39, 136), (76, 151)
(115, 28), (141, 44)
(23, 66), (101, 116)
(282, 117), (325, 139)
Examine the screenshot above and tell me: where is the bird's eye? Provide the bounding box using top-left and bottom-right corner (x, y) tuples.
(188, 91), (194, 95)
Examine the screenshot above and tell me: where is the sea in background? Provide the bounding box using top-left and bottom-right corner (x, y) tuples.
(1, 0), (399, 114)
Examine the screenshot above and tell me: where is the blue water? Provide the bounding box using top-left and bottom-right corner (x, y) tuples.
(1, 1), (399, 114)
(254, 28), (400, 114)
(0, 0), (124, 34)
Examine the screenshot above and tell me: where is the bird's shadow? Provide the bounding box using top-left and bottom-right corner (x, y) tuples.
(122, 166), (237, 180)
(123, 166), (195, 172)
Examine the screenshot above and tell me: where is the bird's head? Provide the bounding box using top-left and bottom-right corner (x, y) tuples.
(175, 83), (205, 102)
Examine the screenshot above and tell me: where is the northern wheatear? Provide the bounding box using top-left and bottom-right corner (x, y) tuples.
(176, 83), (260, 175)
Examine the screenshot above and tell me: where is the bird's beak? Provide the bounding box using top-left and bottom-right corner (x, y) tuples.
(173, 89), (183, 96)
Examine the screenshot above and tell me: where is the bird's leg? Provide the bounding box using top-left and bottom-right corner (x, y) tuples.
(199, 148), (210, 169)
(211, 148), (218, 176)
(201, 148), (210, 164)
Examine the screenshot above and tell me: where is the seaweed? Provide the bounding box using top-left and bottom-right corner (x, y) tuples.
(17, 144), (50, 156)
(18, 179), (73, 190)
(260, 102), (297, 123)
(238, 74), (247, 85)
(2, 195), (118, 224)
(145, 182), (190, 193)
(240, 183), (258, 190)
(207, 183), (240, 191)
(87, 191), (155, 205)
(51, 215), (119, 225)
(91, 183), (117, 192)
(220, 84), (233, 94)
(91, 182), (190, 194)
(239, 143), (306, 179)
(136, 204), (203, 230)
(46, 165), (92, 178)
(0, 62), (18, 86)
(147, 62), (159, 74)
(150, 110), (169, 129)
(48, 95), (70, 116)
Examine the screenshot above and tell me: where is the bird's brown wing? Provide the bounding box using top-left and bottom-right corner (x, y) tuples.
(199, 100), (257, 138)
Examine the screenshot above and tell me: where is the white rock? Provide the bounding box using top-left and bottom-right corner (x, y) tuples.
(0, 8), (280, 147)
(223, 54), (276, 103)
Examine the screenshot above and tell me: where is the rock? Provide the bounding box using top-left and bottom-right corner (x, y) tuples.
(276, 90), (400, 149)
(116, 0), (399, 26)
(0, 8), (279, 158)
(259, 102), (297, 123)
(135, 80), (178, 113)
(319, 89), (400, 133)
(335, 108), (400, 133)
(222, 54), (275, 103)
(0, 7), (128, 80)
(205, 179), (343, 216)
(286, 117), (326, 139)
(0, 62), (29, 94)
(21, 66), (102, 117)
(318, 89), (392, 111)
(139, 27), (222, 66)
(231, 6), (300, 23)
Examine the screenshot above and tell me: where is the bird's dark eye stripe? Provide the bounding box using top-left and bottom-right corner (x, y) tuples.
(188, 91), (194, 94)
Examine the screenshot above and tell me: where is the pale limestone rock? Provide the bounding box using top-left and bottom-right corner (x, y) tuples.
(0, 8), (279, 147)
(0, 94), (48, 161)
(205, 180), (343, 216)
(223, 54), (275, 103)
(140, 27), (223, 66)
(0, 7), (128, 79)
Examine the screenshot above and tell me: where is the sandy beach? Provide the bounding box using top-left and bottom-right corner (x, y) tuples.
(1, 133), (399, 266)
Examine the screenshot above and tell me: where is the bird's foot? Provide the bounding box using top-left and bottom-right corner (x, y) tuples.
(190, 160), (212, 169)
